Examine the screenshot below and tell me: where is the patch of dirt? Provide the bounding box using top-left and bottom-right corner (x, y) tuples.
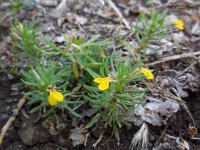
(177, 92), (200, 150)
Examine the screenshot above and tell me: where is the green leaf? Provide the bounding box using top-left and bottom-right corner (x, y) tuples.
(65, 105), (82, 118)
(113, 122), (120, 142)
(44, 38), (64, 54)
(84, 34), (100, 44)
(30, 103), (44, 113)
(85, 113), (101, 129)
(85, 68), (99, 78)
(83, 84), (98, 92)
(72, 62), (79, 79)
(82, 62), (102, 67)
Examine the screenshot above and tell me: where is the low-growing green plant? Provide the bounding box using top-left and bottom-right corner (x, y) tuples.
(10, 22), (42, 65)
(134, 10), (168, 53)
(44, 34), (112, 80)
(10, 0), (24, 12)
(44, 35), (152, 141)
(115, 10), (169, 61)
(83, 55), (148, 141)
(22, 61), (82, 117)
(10, 0), (36, 12)
(11, 18), (158, 142)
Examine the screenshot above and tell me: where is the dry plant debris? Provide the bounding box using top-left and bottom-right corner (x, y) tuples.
(69, 127), (89, 146)
(126, 100), (180, 126)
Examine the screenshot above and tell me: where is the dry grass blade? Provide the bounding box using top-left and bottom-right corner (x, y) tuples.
(129, 123), (149, 150)
(105, 0), (131, 30)
(147, 51), (200, 66)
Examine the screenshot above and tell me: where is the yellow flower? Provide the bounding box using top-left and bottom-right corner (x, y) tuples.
(94, 77), (113, 91)
(140, 68), (154, 80)
(174, 19), (184, 30)
(48, 88), (64, 106)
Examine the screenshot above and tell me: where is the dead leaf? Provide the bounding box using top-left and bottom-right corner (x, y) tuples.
(191, 21), (200, 36)
(126, 99), (180, 126)
(69, 127), (88, 146)
(75, 15), (88, 25)
(158, 100), (180, 117)
(188, 123), (198, 140)
(176, 137), (190, 150)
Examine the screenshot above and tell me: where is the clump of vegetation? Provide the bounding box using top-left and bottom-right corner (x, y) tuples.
(20, 33), (154, 141)
(134, 10), (167, 53)
(116, 10), (170, 60)
(9, 9), (182, 142)
(22, 61), (82, 117)
(10, 0), (36, 12)
(10, 22), (42, 66)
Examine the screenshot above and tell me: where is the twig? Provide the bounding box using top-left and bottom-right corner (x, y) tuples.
(0, 96), (27, 145)
(182, 104), (195, 127)
(147, 51), (200, 66)
(105, 0), (131, 30)
(79, 10), (119, 23)
(0, 13), (10, 25)
(154, 119), (171, 147)
(92, 133), (103, 148)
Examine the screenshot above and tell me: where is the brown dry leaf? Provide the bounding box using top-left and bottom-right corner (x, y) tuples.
(126, 99), (180, 126)
(191, 21), (200, 36)
(42, 116), (66, 136)
(153, 135), (190, 150)
(176, 137), (190, 150)
(75, 15), (88, 25)
(158, 76), (189, 98)
(69, 127), (88, 146)
(188, 124), (198, 140)
(159, 100), (180, 117)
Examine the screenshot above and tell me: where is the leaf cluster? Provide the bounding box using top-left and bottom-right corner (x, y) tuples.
(135, 10), (168, 52)
(10, 17), (162, 141)
(10, 22), (42, 65)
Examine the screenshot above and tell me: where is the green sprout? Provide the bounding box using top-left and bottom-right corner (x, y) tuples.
(10, 0), (36, 12)
(10, 0), (24, 12)
(10, 22), (42, 65)
(135, 10), (168, 53)
(22, 61), (82, 117)
(83, 55), (148, 141)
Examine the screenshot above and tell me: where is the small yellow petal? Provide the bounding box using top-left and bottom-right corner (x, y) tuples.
(140, 68), (154, 80)
(174, 19), (184, 30)
(94, 77), (112, 84)
(94, 77), (105, 83)
(55, 92), (64, 102)
(98, 83), (109, 91)
(48, 93), (58, 106)
(94, 77), (113, 90)
(48, 89), (64, 106)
